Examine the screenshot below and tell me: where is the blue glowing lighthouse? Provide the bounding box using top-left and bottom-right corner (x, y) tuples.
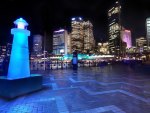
(8, 18), (30, 79)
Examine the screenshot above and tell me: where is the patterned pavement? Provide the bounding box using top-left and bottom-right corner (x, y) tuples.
(0, 64), (150, 113)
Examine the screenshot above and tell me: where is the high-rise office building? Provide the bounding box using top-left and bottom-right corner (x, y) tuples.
(121, 29), (132, 48)
(83, 21), (95, 53)
(0, 43), (12, 62)
(97, 42), (109, 54)
(146, 18), (150, 46)
(53, 29), (70, 55)
(6, 43), (12, 57)
(136, 37), (147, 47)
(71, 17), (84, 53)
(108, 1), (122, 56)
(0, 46), (6, 61)
(33, 35), (43, 55)
(136, 37), (147, 53)
(71, 17), (95, 53)
(67, 33), (71, 54)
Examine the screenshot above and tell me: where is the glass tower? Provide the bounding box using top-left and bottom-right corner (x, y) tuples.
(108, 1), (122, 56)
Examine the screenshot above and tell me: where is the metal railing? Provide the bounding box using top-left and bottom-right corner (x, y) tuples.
(30, 61), (100, 70)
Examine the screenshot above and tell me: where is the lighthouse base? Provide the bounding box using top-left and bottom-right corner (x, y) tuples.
(0, 74), (42, 99)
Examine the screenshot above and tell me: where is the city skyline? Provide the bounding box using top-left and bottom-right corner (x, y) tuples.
(0, 0), (150, 47)
(1, 1), (150, 112)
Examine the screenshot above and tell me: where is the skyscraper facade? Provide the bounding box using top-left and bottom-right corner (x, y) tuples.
(121, 29), (132, 48)
(6, 43), (12, 57)
(83, 21), (95, 53)
(0, 43), (12, 62)
(33, 35), (43, 55)
(0, 46), (6, 61)
(71, 17), (95, 53)
(53, 29), (70, 55)
(108, 1), (122, 56)
(67, 33), (71, 54)
(71, 17), (84, 53)
(136, 37), (147, 53)
(146, 18), (150, 46)
(97, 42), (109, 54)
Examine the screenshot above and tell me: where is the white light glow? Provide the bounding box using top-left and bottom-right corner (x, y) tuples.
(55, 29), (65, 33)
(14, 18), (28, 29)
(72, 18), (75, 21)
(17, 22), (25, 29)
(58, 29), (65, 32)
(60, 49), (64, 53)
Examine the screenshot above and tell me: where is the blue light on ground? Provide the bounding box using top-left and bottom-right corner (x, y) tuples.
(7, 18), (30, 79)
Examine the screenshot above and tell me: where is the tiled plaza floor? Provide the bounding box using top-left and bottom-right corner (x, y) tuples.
(0, 64), (150, 113)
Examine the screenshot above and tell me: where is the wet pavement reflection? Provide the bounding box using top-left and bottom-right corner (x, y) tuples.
(0, 64), (150, 113)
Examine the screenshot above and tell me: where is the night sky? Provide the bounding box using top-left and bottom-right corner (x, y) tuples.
(0, 0), (150, 51)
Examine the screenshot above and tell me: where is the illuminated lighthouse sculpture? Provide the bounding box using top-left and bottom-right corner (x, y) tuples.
(8, 18), (30, 79)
